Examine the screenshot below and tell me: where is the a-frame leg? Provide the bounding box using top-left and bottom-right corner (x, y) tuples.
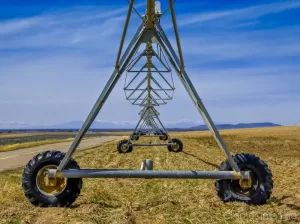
(154, 27), (240, 172)
(58, 24), (144, 171)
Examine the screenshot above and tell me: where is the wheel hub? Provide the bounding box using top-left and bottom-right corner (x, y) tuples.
(231, 169), (258, 196)
(239, 178), (253, 190)
(171, 142), (179, 150)
(122, 144), (129, 150)
(36, 165), (67, 195)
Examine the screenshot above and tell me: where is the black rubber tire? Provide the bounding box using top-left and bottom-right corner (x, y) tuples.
(159, 133), (168, 141)
(168, 138), (183, 152)
(22, 150), (82, 207)
(215, 153), (273, 205)
(117, 139), (133, 153)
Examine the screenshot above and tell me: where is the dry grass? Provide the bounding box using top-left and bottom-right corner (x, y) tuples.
(1, 126), (300, 224)
(0, 138), (74, 152)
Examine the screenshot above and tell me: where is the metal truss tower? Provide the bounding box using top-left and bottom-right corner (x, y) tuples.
(21, 0), (273, 207)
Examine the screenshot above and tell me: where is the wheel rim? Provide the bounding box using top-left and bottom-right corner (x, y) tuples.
(36, 165), (67, 196)
(171, 142), (179, 151)
(121, 143), (129, 152)
(229, 168), (259, 197)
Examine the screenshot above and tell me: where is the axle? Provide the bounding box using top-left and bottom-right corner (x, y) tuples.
(48, 169), (250, 180)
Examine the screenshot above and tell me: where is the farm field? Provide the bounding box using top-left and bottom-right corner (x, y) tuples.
(0, 132), (122, 152)
(0, 126), (300, 224)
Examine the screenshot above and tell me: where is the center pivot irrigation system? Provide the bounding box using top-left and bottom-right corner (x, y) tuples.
(22, 0), (273, 207)
(119, 38), (179, 152)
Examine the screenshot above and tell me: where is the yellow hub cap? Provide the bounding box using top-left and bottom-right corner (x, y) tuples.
(171, 142), (179, 150)
(36, 165), (67, 196)
(239, 177), (253, 190)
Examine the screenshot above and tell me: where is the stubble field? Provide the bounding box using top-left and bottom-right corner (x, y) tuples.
(0, 126), (300, 224)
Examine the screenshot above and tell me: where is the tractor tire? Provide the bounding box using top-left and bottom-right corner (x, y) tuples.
(215, 153), (273, 205)
(117, 139), (133, 153)
(167, 138), (183, 152)
(22, 150), (82, 207)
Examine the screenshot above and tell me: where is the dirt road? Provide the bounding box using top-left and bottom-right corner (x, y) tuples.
(0, 136), (120, 171)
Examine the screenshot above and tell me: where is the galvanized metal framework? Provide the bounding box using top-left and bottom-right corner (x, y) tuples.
(123, 34), (174, 143)
(53, 0), (245, 179)
(129, 106), (170, 140)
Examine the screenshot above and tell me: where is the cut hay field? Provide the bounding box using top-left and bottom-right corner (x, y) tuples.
(1, 126), (300, 224)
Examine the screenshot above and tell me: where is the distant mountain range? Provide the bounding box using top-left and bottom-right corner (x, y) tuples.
(0, 120), (282, 130)
(33, 119), (206, 129)
(189, 122), (281, 130)
(0, 121), (33, 129)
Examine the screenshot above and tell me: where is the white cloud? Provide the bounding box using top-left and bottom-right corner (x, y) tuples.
(0, 1), (300, 126)
(0, 4), (136, 36)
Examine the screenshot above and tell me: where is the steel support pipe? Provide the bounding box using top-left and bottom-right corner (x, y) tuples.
(48, 169), (250, 180)
(130, 143), (174, 146)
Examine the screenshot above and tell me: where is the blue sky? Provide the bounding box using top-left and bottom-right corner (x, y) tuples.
(0, 0), (300, 127)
